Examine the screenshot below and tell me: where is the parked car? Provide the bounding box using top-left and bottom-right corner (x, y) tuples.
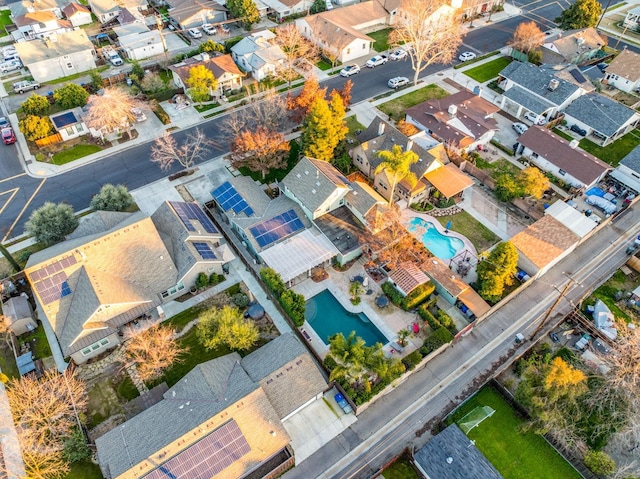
(366, 55), (388, 67)
(550, 332), (560, 343)
(0, 117), (9, 129)
(512, 122), (528, 135)
(523, 111), (546, 125)
(13, 80), (40, 94)
(458, 51), (476, 62)
(221, 24), (230, 33)
(131, 108), (147, 122)
(390, 48), (407, 61)
(1, 127), (16, 145)
(167, 23), (176, 31)
(202, 24), (217, 35)
(334, 393), (353, 414)
(388, 76), (410, 89)
(340, 64), (360, 77)
(0, 60), (22, 73)
(570, 124), (587, 136)
(188, 28), (202, 39)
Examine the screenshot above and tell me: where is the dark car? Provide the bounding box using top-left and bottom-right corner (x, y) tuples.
(550, 332), (560, 343)
(570, 124), (587, 136)
(2, 127), (16, 145)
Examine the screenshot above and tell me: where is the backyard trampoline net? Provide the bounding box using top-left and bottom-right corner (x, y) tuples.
(459, 405), (495, 434)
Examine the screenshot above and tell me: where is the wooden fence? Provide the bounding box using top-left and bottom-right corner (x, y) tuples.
(35, 132), (62, 148)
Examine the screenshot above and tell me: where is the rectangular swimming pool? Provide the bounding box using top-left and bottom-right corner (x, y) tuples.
(305, 289), (388, 346)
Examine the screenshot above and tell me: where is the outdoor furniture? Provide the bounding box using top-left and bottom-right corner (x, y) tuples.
(376, 295), (389, 308)
(248, 303), (265, 320)
(302, 329), (312, 342)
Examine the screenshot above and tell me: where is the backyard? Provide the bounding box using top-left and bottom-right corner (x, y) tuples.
(378, 84), (450, 120)
(583, 269), (640, 324)
(463, 57), (512, 83)
(382, 454), (421, 479)
(434, 210), (500, 253)
(579, 129), (640, 167)
(447, 386), (582, 479)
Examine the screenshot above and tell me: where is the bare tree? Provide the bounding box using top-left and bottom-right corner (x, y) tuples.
(123, 323), (186, 383)
(247, 89), (289, 131)
(391, 0), (464, 85)
(19, 431), (69, 479)
(150, 128), (215, 173)
(273, 24), (319, 88)
(510, 21), (546, 54)
(83, 87), (148, 140)
(230, 126), (290, 180)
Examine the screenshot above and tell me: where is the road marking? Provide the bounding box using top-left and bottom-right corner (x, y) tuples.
(0, 173), (26, 184)
(0, 188), (19, 216)
(3, 178), (46, 242)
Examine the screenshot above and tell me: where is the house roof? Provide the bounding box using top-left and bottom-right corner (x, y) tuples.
(544, 200), (597, 238)
(502, 85), (554, 115)
(62, 3), (90, 17)
(89, 0), (121, 18)
(414, 424), (503, 479)
(241, 333), (327, 419)
(168, 0), (227, 25)
(301, 15), (372, 50)
(231, 34), (286, 69)
(282, 157), (351, 213)
(620, 144), (640, 173)
(499, 61), (580, 107)
(309, 0), (388, 29)
(345, 181), (386, 218)
(14, 10), (58, 26)
(424, 163), (474, 199)
(564, 92), (639, 137)
(10, 0), (63, 17)
(510, 215), (579, 270)
(2, 296), (32, 325)
(517, 126), (609, 186)
(457, 288), (491, 317)
(14, 29), (94, 65)
(423, 257), (468, 297)
(543, 28), (605, 62)
(607, 48), (640, 82)
(171, 54), (243, 84)
(389, 262), (430, 295)
(314, 205), (365, 254)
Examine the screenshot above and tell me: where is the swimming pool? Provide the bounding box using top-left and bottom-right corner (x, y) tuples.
(408, 217), (464, 260)
(305, 290), (388, 346)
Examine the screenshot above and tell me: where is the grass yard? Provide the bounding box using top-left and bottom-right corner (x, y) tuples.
(64, 461), (104, 479)
(18, 324), (52, 359)
(552, 128), (573, 141)
(52, 144), (103, 165)
(0, 341), (18, 380)
(238, 139), (301, 183)
(345, 115), (365, 135)
(434, 210), (500, 254)
(369, 28), (393, 52)
(475, 157), (521, 180)
(583, 269), (639, 324)
(579, 129), (640, 167)
(0, 10), (13, 28)
(316, 59), (333, 71)
(378, 84), (450, 120)
(448, 386), (582, 479)
(463, 57), (512, 83)
(383, 455), (421, 479)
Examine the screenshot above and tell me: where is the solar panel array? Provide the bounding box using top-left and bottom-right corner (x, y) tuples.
(142, 420), (251, 479)
(192, 242), (216, 260)
(249, 209), (304, 248)
(170, 202), (218, 234)
(30, 255), (77, 305)
(211, 182), (255, 217)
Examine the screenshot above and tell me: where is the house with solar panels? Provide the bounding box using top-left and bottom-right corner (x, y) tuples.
(24, 202), (232, 365)
(49, 108), (88, 142)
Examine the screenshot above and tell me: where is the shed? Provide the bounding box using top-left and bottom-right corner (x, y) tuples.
(388, 262), (429, 296)
(544, 201), (597, 238)
(2, 295), (36, 336)
(17, 352), (36, 376)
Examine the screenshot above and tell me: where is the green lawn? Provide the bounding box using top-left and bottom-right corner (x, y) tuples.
(369, 28), (393, 52)
(316, 59), (333, 71)
(463, 57), (512, 83)
(0, 10), (13, 28)
(383, 456), (421, 479)
(475, 157), (521, 180)
(238, 139), (301, 183)
(448, 386), (582, 479)
(579, 129), (640, 167)
(345, 115), (365, 135)
(64, 461), (104, 479)
(434, 210), (500, 254)
(378, 84), (450, 120)
(583, 270), (639, 324)
(18, 324), (52, 359)
(52, 144), (103, 165)
(552, 128), (573, 141)
(0, 342), (18, 380)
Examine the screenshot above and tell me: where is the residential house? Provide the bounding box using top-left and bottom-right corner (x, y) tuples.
(544, 200), (598, 238)
(261, 0), (313, 21)
(541, 28), (607, 65)
(50, 108), (88, 141)
(604, 49), (640, 93)
(414, 424), (503, 479)
(2, 295), (36, 336)
(405, 89), (500, 152)
(9, 0), (64, 20)
(515, 126), (609, 190)
(510, 215), (580, 277)
(388, 262), (430, 296)
(15, 30), (97, 82)
(166, 0), (227, 30)
(624, 5), (640, 29)
(89, 0), (148, 24)
(295, 0), (391, 63)
(24, 204), (233, 365)
(497, 61), (587, 122)
(611, 145), (640, 193)
(171, 53), (243, 97)
(12, 11), (72, 42)
(113, 23), (163, 61)
(460, 0), (504, 19)
(95, 333), (327, 479)
(62, 3), (92, 27)
(563, 93), (640, 145)
(231, 31), (285, 81)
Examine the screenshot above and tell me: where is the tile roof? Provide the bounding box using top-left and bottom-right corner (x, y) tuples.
(564, 92), (639, 137)
(424, 163), (474, 199)
(607, 48), (640, 81)
(14, 29), (94, 64)
(423, 257), (468, 297)
(620, 144), (640, 173)
(499, 61), (580, 106)
(345, 181), (386, 218)
(171, 54), (243, 84)
(544, 28), (605, 62)
(389, 262), (430, 295)
(510, 215), (579, 270)
(62, 2), (90, 17)
(517, 126), (609, 185)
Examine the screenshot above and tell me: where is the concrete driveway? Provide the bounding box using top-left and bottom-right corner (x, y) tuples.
(493, 111), (521, 150)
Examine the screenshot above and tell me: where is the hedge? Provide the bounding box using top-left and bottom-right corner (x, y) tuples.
(437, 309), (457, 334)
(420, 327), (454, 356)
(402, 350), (423, 371)
(404, 282), (436, 310)
(260, 267), (285, 297)
(418, 304), (441, 330)
(381, 281), (404, 307)
(280, 289), (306, 327)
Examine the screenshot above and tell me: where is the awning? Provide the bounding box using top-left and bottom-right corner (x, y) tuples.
(424, 164), (474, 199)
(457, 288), (491, 318)
(609, 169), (640, 194)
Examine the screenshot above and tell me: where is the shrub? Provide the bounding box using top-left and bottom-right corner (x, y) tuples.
(404, 282), (435, 310)
(584, 450), (616, 475)
(195, 272), (209, 289)
(418, 304), (441, 331)
(260, 267), (285, 297)
(53, 83), (89, 109)
(210, 273), (225, 285)
(153, 104), (171, 124)
(437, 309), (457, 334)
(420, 327), (454, 356)
(402, 351), (422, 371)
(280, 289), (306, 327)
(21, 94), (50, 116)
(232, 293), (250, 308)
(323, 355), (337, 371)
(350, 296), (361, 305)
(381, 281), (404, 307)
(90, 184), (135, 211)
(19, 115), (53, 141)
(62, 427), (92, 463)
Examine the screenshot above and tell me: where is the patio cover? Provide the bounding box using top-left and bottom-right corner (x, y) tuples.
(424, 164), (474, 199)
(389, 262), (429, 296)
(259, 228), (340, 283)
(457, 288), (491, 318)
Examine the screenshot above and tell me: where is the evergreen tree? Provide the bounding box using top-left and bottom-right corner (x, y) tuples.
(300, 96), (346, 161)
(476, 241), (518, 302)
(25, 202), (78, 245)
(555, 0), (602, 29)
(226, 0), (260, 29)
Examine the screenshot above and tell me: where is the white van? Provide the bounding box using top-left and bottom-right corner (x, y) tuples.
(0, 60), (22, 73)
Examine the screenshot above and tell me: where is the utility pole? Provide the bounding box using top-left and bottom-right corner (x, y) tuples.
(596, 0), (613, 30)
(529, 276), (575, 341)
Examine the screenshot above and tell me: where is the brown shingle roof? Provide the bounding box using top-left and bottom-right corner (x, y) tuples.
(546, 28), (606, 61)
(606, 48), (640, 82)
(389, 262), (430, 295)
(510, 215), (579, 269)
(171, 54), (243, 84)
(424, 163), (474, 199)
(311, 0), (388, 28)
(422, 257), (468, 297)
(62, 2), (90, 17)
(517, 126), (609, 186)
(14, 10), (57, 26)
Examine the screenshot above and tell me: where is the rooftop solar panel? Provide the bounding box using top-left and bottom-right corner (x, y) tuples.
(142, 420), (250, 479)
(211, 181), (254, 217)
(170, 201), (218, 234)
(192, 242), (217, 260)
(570, 68), (587, 84)
(249, 209), (304, 248)
(30, 255), (76, 305)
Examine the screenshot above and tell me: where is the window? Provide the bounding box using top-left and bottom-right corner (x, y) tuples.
(76, 123), (83, 132)
(531, 152), (538, 158)
(100, 338), (109, 346)
(347, 48), (350, 55)
(66, 126), (74, 136)
(81, 337), (109, 355)
(66, 62), (73, 69)
(363, 43), (366, 49)
(81, 348), (91, 355)
(558, 169), (566, 176)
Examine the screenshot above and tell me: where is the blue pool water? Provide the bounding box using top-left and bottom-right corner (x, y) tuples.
(305, 290), (388, 346)
(408, 217), (464, 260)
(586, 187), (605, 198)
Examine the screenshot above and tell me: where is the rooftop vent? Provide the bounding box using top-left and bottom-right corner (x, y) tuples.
(448, 104), (457, 117)
(569, 139), (579, 149)
(548, 79), (560, 91)
(446, 457), (453, 464)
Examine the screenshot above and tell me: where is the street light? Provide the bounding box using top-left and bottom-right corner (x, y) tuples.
(529, 273), (581, 341)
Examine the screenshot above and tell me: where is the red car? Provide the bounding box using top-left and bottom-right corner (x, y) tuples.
(2, 127), (16, 145)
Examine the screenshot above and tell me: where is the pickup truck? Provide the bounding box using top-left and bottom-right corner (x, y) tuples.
(102, 46), (124, 66)
(334, 393), (353, 414)
(13, 80), (40, 94)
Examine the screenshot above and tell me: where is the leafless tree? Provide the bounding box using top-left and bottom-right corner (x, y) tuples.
(510, 21), (546, 54)
(83, 87), (148, 139)
(230, 126), (290, 180)
(391, 0), (464, 85)
(223, 90), (289, 138)
(19, 431), (69, 479)
(273, 24), (319, 87)
(123, 323), (186, 384)
(150, 128), (215, 173)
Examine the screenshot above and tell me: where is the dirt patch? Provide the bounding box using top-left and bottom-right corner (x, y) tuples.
(86, 377), (125, 430)
(613, 91), (640, 108)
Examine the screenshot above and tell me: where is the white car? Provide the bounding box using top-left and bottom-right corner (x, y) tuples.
(458, 51), (476, 62)
(513, 122), (528, 135)
(202, 24), (217, 35)
(0, 60), (22, 73)
(524, 111), (546, 125)
(366, 55), (388, 67)
(388, 77), (410, 89)
(340, 64), (360, 77)
(390, 48), (407, 61)
(188, 28), (202, 39)
(131, 108), (147, 122)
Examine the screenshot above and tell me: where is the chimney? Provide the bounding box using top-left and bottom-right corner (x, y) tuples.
(548, 79), (560, 91)
(378, 121), (385, 136)
(448, 104), (457, 117)
(406, 139), (413, 151)
(569, 139), (579, 149)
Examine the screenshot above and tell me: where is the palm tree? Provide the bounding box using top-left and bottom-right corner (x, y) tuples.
(328, 332), (368, 384)
(374, 145), (419, 205)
